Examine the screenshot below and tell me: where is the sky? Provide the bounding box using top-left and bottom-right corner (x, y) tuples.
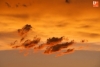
(0, 0), (100, 67)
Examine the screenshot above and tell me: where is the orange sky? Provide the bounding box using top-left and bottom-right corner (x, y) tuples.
(0, 0), (100, 50)
(0, 0), (100, 67)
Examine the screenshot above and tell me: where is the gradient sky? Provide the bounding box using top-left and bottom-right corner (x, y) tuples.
(0, 0), (100, 67)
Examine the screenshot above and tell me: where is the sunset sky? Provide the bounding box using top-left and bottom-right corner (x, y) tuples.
(0, 0), (100, 67)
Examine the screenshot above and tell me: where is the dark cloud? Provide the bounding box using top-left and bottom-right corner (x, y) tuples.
(13, 37), (40, 49)
(0, 24), (32, 42)
(34, 37), (64, 50)
(11, 24), (38, 49)
(4, 1), (31, 8)
(44, 40), (74, 54)
(5, 2), (11, 7)
(7, 24), (32, 49)
(15, 3), (27, 8)
(46, 37), (64, 45)
(65, 48), (74, 53)
(20, 37), (25, 42)
(18, 24), (32, 37)
(65, 0), (70, 3)
(22, 4), (27, 7)
(16, 4), (19, 7)
(81, 40), (88, 43)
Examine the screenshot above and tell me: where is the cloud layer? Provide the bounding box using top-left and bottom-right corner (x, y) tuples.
(6, 24), (100, 57)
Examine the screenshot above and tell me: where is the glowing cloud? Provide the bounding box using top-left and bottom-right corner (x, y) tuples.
(9, 24), (93, 57)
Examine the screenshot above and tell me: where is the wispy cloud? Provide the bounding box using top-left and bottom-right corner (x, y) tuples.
(0, 14), (29, 19)
(56, 48), (74, 57)
(78, 32), (100, 38)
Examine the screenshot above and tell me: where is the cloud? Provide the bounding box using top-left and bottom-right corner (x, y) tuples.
(3, 24), (99, 57)
(56, 21), (69, 27)
(1, 23), (100, 57)
(5, 2), (11, 7)
(65, 0), (70, 3)
(17, 24), (32, 37)
(46, 37), (64, 45)
(22, 4), (27, 7)
(83, 18), (100, 23)
(0, 14), (29, 20)
(7, 24), (76, 57)
(34, 37), (64, 50)
(11, 24), (34, 48)
(80, 25), (91, 29)
(56, 48), (75, 57)
(0, 24), (32, 43)
(44, 40), (75, 54)
(78, 32), (100, 38)
(12, 37), (41, 49)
